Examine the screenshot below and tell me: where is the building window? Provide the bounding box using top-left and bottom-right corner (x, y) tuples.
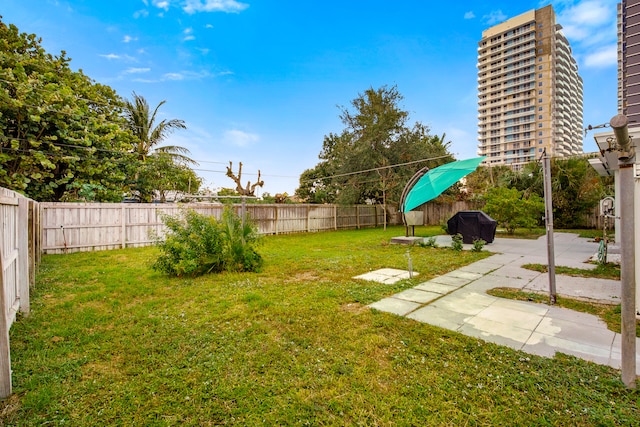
(538, 90), (543, 95)
(539, 57), (543, 62)
(538, 123), (543, 127)
(538, 65), (543, 70)
(538, 98), (543, 103)
(539, 139), (543, 144)
(538, 131), (543, 136)
(539, 106), (543, 111)
(538, 73), (543, 78)
(538, 82), (543, 86)
(539, 148), (543, 152)
(538, 40), (543, 45)
(538, 49), (543, 54)
(538, 115), (543, 119)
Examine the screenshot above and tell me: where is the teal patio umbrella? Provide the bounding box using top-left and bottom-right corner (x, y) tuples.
(401, 157), (486, 213)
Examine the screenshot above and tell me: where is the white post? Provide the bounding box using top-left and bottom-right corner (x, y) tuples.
(0, 244), (12, 398)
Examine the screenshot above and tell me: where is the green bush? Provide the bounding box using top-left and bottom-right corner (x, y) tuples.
(152, 208), (263, 276)
(420, 236), (438, 248)
(471, 238), (486, 252)
(451, 233), (463, 251)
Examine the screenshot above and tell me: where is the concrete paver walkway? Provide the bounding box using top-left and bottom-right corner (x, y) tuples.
(367, 233), (640, 371)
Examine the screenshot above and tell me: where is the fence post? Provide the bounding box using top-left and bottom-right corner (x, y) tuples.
(0, 244), (12, 398)
(17, 198), (29, 315)
(121, 205), (126, 249)
(334, 205), (337, 230)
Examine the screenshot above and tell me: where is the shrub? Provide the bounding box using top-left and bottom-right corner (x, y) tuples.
(451, 233), (463, 252)
(152, 208), (263, 276)
(421, 236), (438, 248)
(471, 238), (486, 252)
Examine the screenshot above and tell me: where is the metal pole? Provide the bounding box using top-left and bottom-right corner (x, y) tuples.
(619, 163), (636, 389)
(542, 152), (556, 304)
(611, 114), (637, 389)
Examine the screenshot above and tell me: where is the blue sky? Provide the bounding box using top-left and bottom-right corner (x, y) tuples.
(3, 0), (619, 195)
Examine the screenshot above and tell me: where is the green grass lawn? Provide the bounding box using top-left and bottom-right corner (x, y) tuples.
(2, 226), (638, 425)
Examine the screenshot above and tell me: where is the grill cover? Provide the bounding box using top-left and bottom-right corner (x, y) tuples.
(447, 210), (497, 244)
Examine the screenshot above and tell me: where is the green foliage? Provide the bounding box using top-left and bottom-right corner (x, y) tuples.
(484, 186), (544, 234)
(296, 85), (454, 206)
(495, 158), (611, 229)
(471, 238), (486, 252)
(420, 236), (438, 248)
(130, 153), (201, 202)
(451, 233), (463, 251)
(0, 18), (135, 201)
(152, 208), (262, 276)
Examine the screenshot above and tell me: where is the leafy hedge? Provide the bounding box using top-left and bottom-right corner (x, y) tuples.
(152, 208), (263, 276)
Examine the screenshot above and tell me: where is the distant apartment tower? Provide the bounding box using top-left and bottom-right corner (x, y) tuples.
(477, 5), (584, 169)
(619, 0), (640, 123)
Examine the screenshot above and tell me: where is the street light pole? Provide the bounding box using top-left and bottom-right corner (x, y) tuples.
(610, 114), (637, 389)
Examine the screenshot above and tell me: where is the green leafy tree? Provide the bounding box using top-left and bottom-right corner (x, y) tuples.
(492, 158), (611, 228)
(297, 85), (454, 208)
(549, 157), (610, 228)
(462, 165), (512, 200)
(0, 18), (135, 201)
(134, 153), (202, 202)
(483, 186), (544, 234)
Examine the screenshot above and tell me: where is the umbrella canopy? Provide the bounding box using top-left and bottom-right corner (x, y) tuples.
(401, 157), (486, 213)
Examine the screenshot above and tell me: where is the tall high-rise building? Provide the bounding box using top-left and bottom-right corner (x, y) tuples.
(477, 5), (584, 170)
(619, 0), (640, 123)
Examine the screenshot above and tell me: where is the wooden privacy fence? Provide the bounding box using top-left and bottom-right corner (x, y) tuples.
(0, 188), (39, 398)
(39, 200), (611, 255)
(39, 203), (387, 254)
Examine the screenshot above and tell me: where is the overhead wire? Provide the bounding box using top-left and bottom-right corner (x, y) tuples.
(0, 79), (457, 184)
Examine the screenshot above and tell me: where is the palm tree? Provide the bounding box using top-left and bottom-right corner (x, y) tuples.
(123, 92), (194, 164)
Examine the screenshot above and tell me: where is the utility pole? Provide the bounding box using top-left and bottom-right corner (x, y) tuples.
(542, 150), (556, 304)
(610, 114), (637, 389)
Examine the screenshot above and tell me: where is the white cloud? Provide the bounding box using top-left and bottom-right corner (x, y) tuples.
(183, 27), (195, 41)
(123, 35), (138, 43)
(205, 23), (214, 28)
(549, 0), (618, 68)
(99, 53), (136, 61)
(183, 0), (249, 14)
(131, 69), (231, 83)
(224, 130), (259, 147)
(133, 9), (149, 18)
(483, 10), (507, 25)
(153, 0), (170, 11)
(124, 67), (151, 74)
(464, 11), (475, 20)
(163, 72), (185, 80)
(583, 44), (617, 67)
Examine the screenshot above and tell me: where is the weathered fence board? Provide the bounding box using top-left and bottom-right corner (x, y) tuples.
(0, 188), (36, 398)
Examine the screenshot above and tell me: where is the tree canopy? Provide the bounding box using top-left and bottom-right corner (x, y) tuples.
(0, 18), (137, 201)
(296, 86), (454, 207)
(0, 17), (201, 202)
